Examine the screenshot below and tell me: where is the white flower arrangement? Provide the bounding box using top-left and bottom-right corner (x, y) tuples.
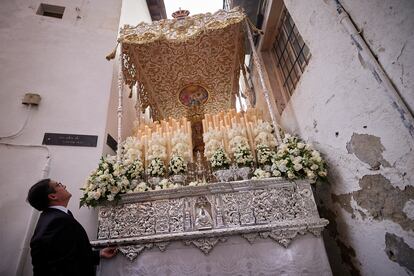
(130, 181), (149, 193)
(147, 133), (167, 161)
(271, 134), (328, 183)
(204, 139), (223, 159)
(233, 144), (254, 167)
(227, 126), (245, 140)
(168, 155), (187, 175)
(203, 129), (223, 159)
(80, 155), (133, 207)
(252, 121), (273, 136)
(171, 132), (190, 161)
(188, 180), (208, 186)
(147, 144), (167, 161)
(256, 144), (276, 166)
(254, 132), (277, 148)
(159, 179), (182, 189)
(124, 159), (144, 180)
(129, 179), (182, 193)
(147, 157), (166, 177)
(210, 147), (231, 170)
(253, 121), (277, 148)
(251, 168), (271, 179)
(203, 129), (222, 143)
(227, 125), (253, 167)
(229, 135), (249, 153)
(121, 136), (143, 164)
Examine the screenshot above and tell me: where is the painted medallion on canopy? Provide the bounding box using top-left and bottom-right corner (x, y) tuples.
(179, 84), (209, 108)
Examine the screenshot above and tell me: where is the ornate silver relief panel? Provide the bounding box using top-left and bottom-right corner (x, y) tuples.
(93, 179), (328, 260)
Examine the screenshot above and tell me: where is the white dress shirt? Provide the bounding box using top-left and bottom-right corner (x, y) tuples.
(49, 205), (69, 214)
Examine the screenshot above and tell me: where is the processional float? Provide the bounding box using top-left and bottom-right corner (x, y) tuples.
(89, 7), (328, 261)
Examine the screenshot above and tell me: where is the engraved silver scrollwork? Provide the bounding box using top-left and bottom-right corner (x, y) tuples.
(92, 179), (329, 261)
(185, 237), (227, 254)
(214, 196), (225, 228)
(155, 242), (170, 252)
(242, 233), (260, 244)
(213, 169), (234, 182)
(154, 200), (170, 234)
(184, 200), (192, 231)
(234, 166), (252, 180)
(119, 244), (153, 261)
(97, 207), (113, 239)
(169, 198), (184, 233)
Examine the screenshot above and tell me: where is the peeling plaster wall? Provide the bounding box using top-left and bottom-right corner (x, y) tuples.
(341, 0), (414, 115)
(278, 0), (414, 275)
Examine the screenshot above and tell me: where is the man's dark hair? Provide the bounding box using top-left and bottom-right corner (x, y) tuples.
(27, 178), (54, 211)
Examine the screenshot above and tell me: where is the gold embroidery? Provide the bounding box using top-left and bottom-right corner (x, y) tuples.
(118, 8), (246, 121)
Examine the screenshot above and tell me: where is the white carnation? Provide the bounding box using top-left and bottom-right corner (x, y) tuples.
(293, 163), (303, 171)
(311, 164), (319, 170)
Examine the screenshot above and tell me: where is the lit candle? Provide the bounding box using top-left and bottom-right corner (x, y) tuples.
(223, 126), (231, 156)
(172, 119), (177, 131)
(166, 131), (171, 163)
(208, 121), (213, 130)
(146, 139), (152, 166)
(252, 115), (257, 124)
(142, 135), (147, 161)
(187, 121), (191, 135)
(187, 122), (193, 162)
(231, 117), (236, 128)
(224, 115), (230, 128)
(181, 123), (185, 134)
(202, 118), (207, 132)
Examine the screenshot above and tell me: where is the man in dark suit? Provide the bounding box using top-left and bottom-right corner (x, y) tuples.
(27, 178), (117, 276)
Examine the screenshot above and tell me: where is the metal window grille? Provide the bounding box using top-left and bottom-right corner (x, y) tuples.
(273, 7), (310, 95)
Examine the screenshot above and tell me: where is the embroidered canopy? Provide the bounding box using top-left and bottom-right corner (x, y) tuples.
(118, 8), (246, 121)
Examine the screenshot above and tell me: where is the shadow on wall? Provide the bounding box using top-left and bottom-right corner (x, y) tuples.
(312, 176), (361, 276)
(314, 170), (414, 275)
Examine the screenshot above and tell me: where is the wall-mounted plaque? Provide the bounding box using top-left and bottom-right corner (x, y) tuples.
(42, 133), (98, 147)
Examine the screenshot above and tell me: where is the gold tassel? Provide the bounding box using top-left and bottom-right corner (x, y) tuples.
(246, 17), (264, 35)
(105, 42), (120, 61)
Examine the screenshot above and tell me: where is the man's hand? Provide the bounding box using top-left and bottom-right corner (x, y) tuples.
(100, 247), (117, 259)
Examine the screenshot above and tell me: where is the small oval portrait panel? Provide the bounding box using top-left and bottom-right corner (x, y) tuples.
(179, 84), (209, 108)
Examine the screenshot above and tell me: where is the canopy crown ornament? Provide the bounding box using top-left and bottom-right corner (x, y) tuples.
(172, 8), (190, 19)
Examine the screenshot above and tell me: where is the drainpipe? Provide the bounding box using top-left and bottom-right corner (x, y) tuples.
(333, 0), (414, 137)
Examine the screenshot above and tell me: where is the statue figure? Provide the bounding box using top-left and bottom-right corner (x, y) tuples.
(194, 196), (213, 230)
(195, 206), (213, 230)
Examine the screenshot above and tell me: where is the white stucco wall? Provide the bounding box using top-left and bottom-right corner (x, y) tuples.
(0, 0), (122, 275)
(103, 0), (152, 155)
(276, 0), (414, 275)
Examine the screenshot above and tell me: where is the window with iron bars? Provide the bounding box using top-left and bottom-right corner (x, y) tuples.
(273, 7), (310, 96)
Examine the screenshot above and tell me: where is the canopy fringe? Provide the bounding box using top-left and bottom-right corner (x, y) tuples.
(246, 17), (264, 35)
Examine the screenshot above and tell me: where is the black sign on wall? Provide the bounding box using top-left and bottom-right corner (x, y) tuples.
(42, 133), (98, 147)
(106, 134), (118, 152)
